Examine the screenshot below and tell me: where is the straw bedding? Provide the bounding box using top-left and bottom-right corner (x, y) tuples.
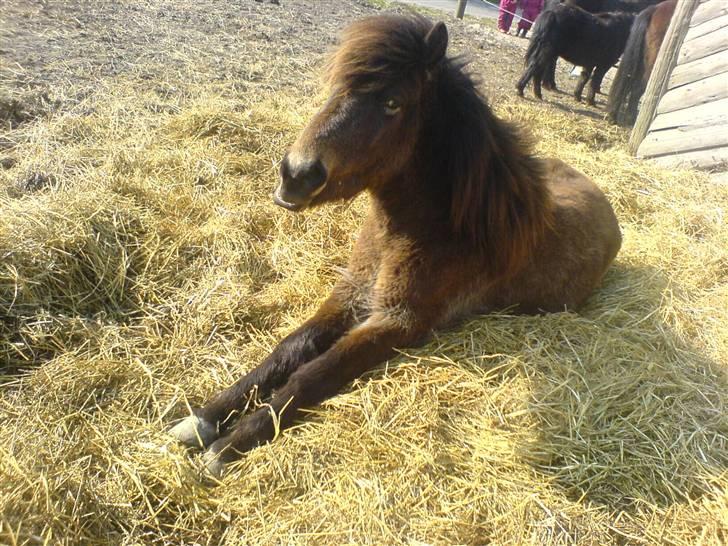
(1, 0), (726, 544)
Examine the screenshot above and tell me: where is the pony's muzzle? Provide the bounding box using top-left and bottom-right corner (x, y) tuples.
(275, 153), (327, 211)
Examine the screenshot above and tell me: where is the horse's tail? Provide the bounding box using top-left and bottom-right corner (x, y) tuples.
(606, 4), (656, 126)
(525, 9), (557, 68)
(517, 9), (557, 96)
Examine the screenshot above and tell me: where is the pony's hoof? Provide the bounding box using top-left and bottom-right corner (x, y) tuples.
(202, 448), (226, 479)
(169, 414), (217, 448)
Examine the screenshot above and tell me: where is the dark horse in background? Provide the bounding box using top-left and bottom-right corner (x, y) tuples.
(564, 0), (663, 11)
(517, 3), (635, 105)
(607, 0), (676, 126)
(170, 15), (622, 476)
(541, 0), (665, 92)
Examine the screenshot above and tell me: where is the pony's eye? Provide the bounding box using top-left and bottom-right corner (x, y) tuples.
(384, 98), (401, 115)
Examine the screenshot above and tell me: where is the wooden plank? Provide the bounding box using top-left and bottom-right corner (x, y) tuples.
(684, 12), (728, 42)
(629, 0), (699, 153)
(637, 124), (728, 158)
(650, 97), (728, 131)
(657, 72), (728, 114)
(670, 48), (728, 88)
(678, 27), (728, 65)
(690, 0), (728, 28)
(651, 146), (728, 171)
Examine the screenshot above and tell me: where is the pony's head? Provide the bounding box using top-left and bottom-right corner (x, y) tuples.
(274, 15), (447, 211)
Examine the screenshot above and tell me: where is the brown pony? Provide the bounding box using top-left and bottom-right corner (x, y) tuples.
(170, 15), (622, 476)
(607, 0), (676, 126)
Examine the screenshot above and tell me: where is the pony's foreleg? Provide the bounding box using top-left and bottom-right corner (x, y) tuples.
(573, 66), (593, 102)
(201, 314), (427, 476)
(587, 65), (609, 107)
(169, 292), (356, 448)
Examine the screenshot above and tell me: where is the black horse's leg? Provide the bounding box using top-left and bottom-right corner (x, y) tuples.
(169, 290), (357, 448)
(517, 62), (537, 97)
(543, 58), (558, 91)
(587, 65), (609, 106)
(573, 66), (593, 102)
(201, 314), (429, 476)
(533, 61), (546, 100)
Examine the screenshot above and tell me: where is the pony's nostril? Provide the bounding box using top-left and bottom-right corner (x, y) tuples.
(304, 160), (327, 191)
(288, 159), (327, 193)
(275, 155), (327, 210)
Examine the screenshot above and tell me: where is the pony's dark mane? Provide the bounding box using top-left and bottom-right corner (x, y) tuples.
(327, 15), (553, 277)
(430, 59), (553, 276)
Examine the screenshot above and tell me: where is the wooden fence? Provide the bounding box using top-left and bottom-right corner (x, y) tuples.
(630, 0), (728, 171)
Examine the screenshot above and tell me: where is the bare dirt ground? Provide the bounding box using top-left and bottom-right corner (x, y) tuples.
(2, 1), (726, 545)
(0, 0), (605, 137)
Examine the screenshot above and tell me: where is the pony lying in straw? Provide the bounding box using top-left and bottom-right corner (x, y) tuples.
(170, 15), (622, 476)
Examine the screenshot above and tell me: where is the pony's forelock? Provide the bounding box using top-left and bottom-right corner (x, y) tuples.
(324, 15), (439, 93)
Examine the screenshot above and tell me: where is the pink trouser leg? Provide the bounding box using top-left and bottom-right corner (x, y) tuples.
(498, 0), (518, 32)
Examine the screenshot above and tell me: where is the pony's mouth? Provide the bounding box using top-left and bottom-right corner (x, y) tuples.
(273, 181), (328, 212)
(273, 191), (307, 212)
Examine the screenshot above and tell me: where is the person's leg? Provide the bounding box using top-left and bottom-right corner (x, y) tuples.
(498, 0), (518, 33)
(518, 0), (540, 37)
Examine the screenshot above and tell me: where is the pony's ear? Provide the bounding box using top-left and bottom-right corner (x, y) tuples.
(424, 21), (448, 67)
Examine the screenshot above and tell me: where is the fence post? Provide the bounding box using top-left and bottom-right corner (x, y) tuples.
(456, 0), (468, 19)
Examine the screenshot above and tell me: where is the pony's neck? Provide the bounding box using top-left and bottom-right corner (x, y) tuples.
(420, 60), (553, 275)
(367, 167), (452, 240)
(364, 60), (552, 277)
